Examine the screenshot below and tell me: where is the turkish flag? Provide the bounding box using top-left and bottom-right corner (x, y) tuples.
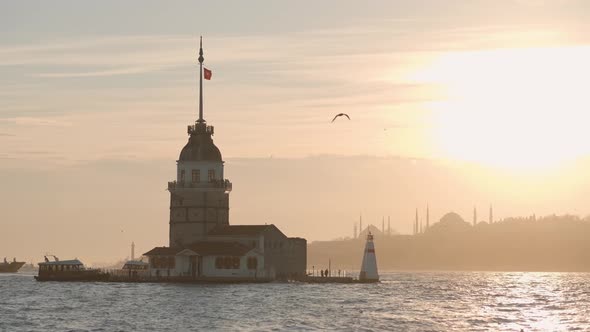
(204, 67), (212, 80)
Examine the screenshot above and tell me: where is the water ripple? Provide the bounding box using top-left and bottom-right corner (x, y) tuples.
(2, 272), (590, 331)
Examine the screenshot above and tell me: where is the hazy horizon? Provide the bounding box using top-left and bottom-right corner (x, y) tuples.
(3, 1), (590, 264)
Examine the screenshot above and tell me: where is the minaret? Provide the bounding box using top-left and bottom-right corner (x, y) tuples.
(359, 232), (379, 282)
(419, 208), (423, 234)
(473, 206), (477, 226)
(426, 204), (430, 230)
(382, 216), (385, 234)
(387, 216), (391, 235)
(414, 208), (419, 235)
(131, 241), (135, 260)
(359, 214), (363, 237)
(353, 223), (358, 239)
(168, 37), (232, 248)
(489, 205), (493, 224)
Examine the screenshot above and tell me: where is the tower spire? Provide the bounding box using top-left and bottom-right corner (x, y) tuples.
(198, 36), (205, 124)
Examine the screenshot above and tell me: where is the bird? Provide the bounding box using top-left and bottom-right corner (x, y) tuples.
(331, 113), (350, 123)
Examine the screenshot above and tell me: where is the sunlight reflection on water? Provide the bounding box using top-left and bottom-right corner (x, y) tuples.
(1, 271), (589, 331)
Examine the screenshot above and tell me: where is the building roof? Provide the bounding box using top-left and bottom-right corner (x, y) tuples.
(186, 241), (253, 256)
(122, 260), (149, 269)
(143, 247), (179, 256)
(144, 242), (255, 257)
(179, 129), (222, 162)
(39, 259), (83, 266)
(207, 224), (282, 237)
(123, 260), (149, 266)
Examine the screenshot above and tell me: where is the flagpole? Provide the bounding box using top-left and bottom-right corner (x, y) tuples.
(198, 36), (204, 124)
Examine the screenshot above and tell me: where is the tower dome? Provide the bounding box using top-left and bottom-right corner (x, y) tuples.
(179, 127), (222, 162)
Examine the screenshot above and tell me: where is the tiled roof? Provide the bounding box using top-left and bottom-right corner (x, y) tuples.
(187, 241), (253, 256)
(207, 224), (280, 236)
(143, 247), (179, 256)
(144, 242), (255, 257)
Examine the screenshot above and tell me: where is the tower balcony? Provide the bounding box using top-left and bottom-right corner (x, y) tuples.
(168, 179), (232, 192)
(187, 123), (214, 136)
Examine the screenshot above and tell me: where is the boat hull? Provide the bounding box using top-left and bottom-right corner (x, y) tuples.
(0, 262), (25, 273)
(35, 272), (110, 282)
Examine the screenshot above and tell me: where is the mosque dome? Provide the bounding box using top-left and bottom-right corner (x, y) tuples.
(428, 212), (471, 234)
(439, 212), (466, 225)
(178, 131), (222, 162)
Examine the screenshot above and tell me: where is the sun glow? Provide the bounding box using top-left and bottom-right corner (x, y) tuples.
(412, 46), (590, 170)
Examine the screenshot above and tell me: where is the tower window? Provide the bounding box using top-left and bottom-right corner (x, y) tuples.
(180, 170), (185, 182)
(192, 170), (200, 183)
(208, 169), (215, 182)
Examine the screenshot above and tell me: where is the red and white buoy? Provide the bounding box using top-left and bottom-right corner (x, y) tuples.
(359, 232), (379, 282)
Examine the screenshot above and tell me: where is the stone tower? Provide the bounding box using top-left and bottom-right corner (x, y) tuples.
(168, 38), (231, 248)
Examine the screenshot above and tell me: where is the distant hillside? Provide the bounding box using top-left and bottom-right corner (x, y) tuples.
(308, 214), (590, 272)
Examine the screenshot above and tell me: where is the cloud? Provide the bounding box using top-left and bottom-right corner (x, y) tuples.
(31, 64), (177, 78)
(0, 117), (72, 127)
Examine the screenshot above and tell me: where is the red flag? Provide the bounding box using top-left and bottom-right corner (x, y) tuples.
(204, 67), (212, 80)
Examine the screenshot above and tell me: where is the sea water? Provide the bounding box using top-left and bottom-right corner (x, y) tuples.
(1, 271), (590, 331)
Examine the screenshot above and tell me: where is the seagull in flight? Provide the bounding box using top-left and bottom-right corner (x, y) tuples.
(331, 113), (350, 123)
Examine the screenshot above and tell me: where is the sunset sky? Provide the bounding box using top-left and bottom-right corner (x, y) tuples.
(3, 1), (590, 263)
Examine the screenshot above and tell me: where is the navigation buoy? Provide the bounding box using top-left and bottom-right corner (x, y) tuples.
(359, 232), (379, 282)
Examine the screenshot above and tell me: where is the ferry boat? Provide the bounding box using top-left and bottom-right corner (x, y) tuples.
(0, 257), (25, 273)
(119, 259), (149, 279)
(35, 255), (109, 282)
